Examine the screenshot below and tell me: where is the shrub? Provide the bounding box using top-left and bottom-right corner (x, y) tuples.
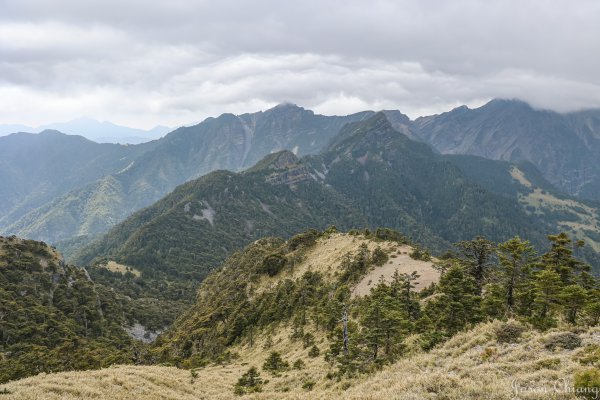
(260, 253), (287, 276)
(263, 336), (273, 349)
(288, 230), (319, 251)
(324, 225), (338, 235)
(535, 358), (561, 370)
(544, 332), (582, 351)
(302, 379), (316, 391)
(480, 347), (498, 362)
(234, 366), (263, 395)
(293, 359), (305, 370)
(263, 351), (289, 373)
(374, 228), (408, 244)
(302, 333), (315, 349)
(578, 345), (600, 367)
(573, 368), (600, 399)
(495, 321), (525, 343)
(410, 246), (431, 261)
(189, 369), (199, 383)
(308, 345), (320, 358)
(371, 247), (389, 266)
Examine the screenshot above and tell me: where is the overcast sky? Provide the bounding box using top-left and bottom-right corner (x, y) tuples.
(1, 0), (599, 128)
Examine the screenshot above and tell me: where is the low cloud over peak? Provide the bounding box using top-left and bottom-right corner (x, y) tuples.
(1, 0), (599, 127)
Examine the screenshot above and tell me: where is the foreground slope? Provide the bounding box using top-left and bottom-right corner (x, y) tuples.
(4, 230), (599, 399)
(4, 323), (598, 400)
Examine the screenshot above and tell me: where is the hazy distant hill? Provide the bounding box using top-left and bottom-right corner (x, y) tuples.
(0, 131), (153, 230)
(413, 99), (600, 200)
(0, 118), (172, 144)
(1, 105), (372, 244)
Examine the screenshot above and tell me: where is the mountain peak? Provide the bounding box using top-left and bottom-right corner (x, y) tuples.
(272, 102), (302, 110)
(326, 112), (395, 151)
(264, 102), (312, 116)
(483, 98), (533, 111)
(38, 129), (67, 136)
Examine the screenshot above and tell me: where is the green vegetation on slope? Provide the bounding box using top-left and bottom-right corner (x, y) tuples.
(155, 227), (599, 383)
(0, 236), (134, 383)
(71, 113), (600, 333)
(2, 105), (373, 245)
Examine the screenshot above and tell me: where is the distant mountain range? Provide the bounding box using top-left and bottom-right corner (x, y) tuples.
(1, 99), (599, 253)
(69, 113), (600, 330)
(413, 99), (600, 200)
(0, 117), (172, 144)
(0, 105), (372, 245)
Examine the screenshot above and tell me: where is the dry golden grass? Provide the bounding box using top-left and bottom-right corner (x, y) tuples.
(5, 321), (597, 400)
(102, 260), (141, 277)
(353, 246), (438, 298)
(255, 233), (407, 293)
(510, 167), (533, 188)
(255, 233), (438, 299)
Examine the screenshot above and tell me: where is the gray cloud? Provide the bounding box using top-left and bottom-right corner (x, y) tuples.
(0, 0), (599, 128)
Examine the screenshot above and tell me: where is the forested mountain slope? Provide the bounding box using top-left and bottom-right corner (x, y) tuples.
(1, 105), (373, 245)
(0, 236), (134, 383)
(0, 131), (152, 230)
(6, 227), (597, 399)
(71, 113), (600, 335)
(413, 99), (600, 200)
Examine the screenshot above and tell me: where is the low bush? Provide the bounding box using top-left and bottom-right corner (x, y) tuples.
(495, 321), (525, 343)
(263, 352), (289, 374)
(308, 345), (320, 358)
(288, 230), (320, 251)
(573, 368), (600, 399)
(302, 379), (316, 391)
(234, 366), (263, 395)
(260, 253), (287, 276)
(293, 359), (305, 370)
(544, 332), (582, 351)
(578, 345), (600, 367)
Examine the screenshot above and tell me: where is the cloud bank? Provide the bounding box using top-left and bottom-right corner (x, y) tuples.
(1, 0), (599, 128)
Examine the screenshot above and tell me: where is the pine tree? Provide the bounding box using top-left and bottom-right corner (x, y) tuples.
(541, 233), (590, 284)
(361, 280), (408, 361)
(425, 265), (481, 335)
(560, 285), (588, 324)
(390, 270), (420, 322)
(496, 237), (536, 314)
(455, 236), (496, 293)
(531, 269), (562, 329)
(235, 366), (263, 394)
(584, 290), (600, 326)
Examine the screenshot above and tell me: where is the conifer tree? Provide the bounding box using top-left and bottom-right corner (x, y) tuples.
(496, 237), (536, 313)
(425, 265), (481, 335)
(361, 280), (408, 361)
(542, 233), (589, 284)
(531, 269), (562, 329)
(560, 285), (588, 324)
(455, 236), (496, 293)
